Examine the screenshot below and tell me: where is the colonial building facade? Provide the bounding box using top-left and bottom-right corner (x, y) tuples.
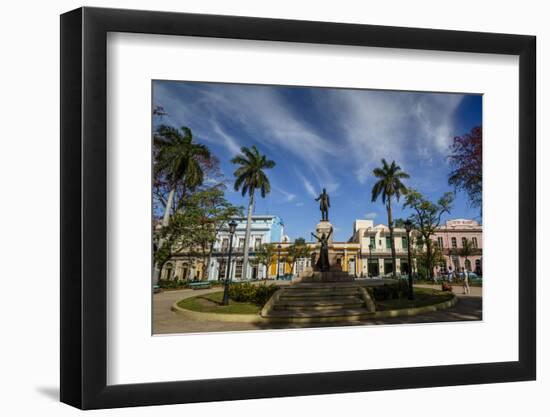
(434, 219), (483, 276)
(350, 219), (412, 277)
(160, 215), (286, 281)
(159, 216), (482, 281)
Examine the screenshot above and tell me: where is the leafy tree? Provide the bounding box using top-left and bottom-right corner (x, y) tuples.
(403, 189), (454, 280)
(460, 238), (475, 278)
(416, 245), (445, 280)
(285, 237), (312, 277)
(154, 207), (206, 279)
(152, 125), (211, 283)
(252, 243), (277, 283)
(183, 188), (243, 280)
(448, 126), (482, 214)
(371, 159), (410, 278)
(231, 145), (276, 280)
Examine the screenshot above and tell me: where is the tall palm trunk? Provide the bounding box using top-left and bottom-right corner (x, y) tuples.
(153, 187), (176, 285)
(386, 199), (397, 279)
(242, 192), (254, 280)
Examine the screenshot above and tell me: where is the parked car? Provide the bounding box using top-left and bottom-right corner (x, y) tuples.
(459, 271), (480, 278)
(459, 271), (482, 283)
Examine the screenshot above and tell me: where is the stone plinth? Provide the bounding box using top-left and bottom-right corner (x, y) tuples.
(315, 221), (334, 243)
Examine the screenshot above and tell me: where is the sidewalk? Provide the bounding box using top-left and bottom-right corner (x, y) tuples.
(153, 284), (482, 334)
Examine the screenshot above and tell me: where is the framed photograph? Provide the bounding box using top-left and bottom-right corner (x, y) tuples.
(60, 6), (536, 409)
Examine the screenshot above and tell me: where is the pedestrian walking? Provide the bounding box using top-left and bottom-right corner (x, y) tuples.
(447, 267), (453, 282)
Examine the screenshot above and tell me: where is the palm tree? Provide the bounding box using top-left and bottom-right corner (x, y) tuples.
(152, 125), (211, 284)
(231, 145), (276, 280)
(371, 159), (410, 279)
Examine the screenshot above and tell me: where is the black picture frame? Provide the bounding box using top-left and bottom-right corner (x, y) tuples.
(60, 6), (536, 410)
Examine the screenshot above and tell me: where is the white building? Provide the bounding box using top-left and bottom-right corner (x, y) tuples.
(207, 215), (285, 281)
(351, 219), (412, 277)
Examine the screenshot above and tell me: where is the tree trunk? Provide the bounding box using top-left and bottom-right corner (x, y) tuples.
(205, 240), (215, 281)
(152, 187), (176, 285)
(242, 193), (254, 280)
(426, 238), (433, 280)
(386, 200), (397, 278)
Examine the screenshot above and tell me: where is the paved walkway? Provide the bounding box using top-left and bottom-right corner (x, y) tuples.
(153, 283), (482, 334)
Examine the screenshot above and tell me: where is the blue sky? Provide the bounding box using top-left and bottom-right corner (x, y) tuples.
(153, 81), (482, 242)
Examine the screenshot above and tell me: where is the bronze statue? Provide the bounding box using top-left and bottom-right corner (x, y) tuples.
(311, 228), (332, 272)
(315, 188), (330, 221)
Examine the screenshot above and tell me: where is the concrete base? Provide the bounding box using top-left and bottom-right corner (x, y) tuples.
(300, 270), (354, 282)
(315, 221), (334, 243)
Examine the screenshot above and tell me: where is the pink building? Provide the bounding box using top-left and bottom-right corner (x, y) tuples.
(433, 219), (483, 276)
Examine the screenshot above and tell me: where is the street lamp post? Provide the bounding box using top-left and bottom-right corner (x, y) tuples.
(222, 220), (238, 306)
(277, 244), (282, 279)
(368, 244), (373, 278)
(404, 219), (414, 300)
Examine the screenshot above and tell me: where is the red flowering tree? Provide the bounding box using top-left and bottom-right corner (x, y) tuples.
(448, 126), (482, 213)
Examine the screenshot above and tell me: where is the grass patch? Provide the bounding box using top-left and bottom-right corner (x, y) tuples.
(177, 291), (260, 315)
(374, 287), (454, 311)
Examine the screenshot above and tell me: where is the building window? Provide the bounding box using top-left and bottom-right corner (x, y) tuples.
(235, 260), (243, 279)
(370, 236), (375, 248)
(385, 237), (391, 249)
(218, 260), (226, 280)
(238, 238), (244, 251)
(401, 236), (407, 249)
(462, 237), (467, 247)
(221, 238), (229, 252)
(437, 236), (443, 248)
(254, 237), (262, 250)
(164, 263), (173, 280)
(451, 237), (457, 248)
(181, 263), (189, 280)
(472, 237), (478, 248)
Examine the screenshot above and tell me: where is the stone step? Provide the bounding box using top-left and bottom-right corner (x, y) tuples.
(281, 289), (360, 298)
(290, 282), (362, 289)
(263, 307), (372, 321)
(273, 298), (364, 310)
(275, 297), (363, 307)
(279, 292), (361, 301)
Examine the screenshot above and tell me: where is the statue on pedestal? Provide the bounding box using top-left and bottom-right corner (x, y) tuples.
(315, 188), (330, 222)
(311, 228), (332, 272)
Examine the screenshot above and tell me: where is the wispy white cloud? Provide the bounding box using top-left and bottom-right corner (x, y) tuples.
(158, 83), (339, 191)
(298, 174), (318, 198)
(273, 184), (296, 202)
(314, 89), (463, 185)
(365, 212), (378, 219)
(210, 120), (242, 156)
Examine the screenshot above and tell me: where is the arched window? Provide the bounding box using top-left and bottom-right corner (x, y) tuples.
(181, 263), (189, 280)
(163, 263), (173, 280)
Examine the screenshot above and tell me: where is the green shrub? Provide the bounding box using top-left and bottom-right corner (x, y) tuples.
(367, 281), (409, 301)
(158, 279), (187, 289)
(228, 282), (278, 306)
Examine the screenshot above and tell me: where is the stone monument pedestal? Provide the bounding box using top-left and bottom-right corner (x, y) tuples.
(315, 221), (334, 244)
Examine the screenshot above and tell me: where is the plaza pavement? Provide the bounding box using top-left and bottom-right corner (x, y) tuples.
(152, 283), (482, 335)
